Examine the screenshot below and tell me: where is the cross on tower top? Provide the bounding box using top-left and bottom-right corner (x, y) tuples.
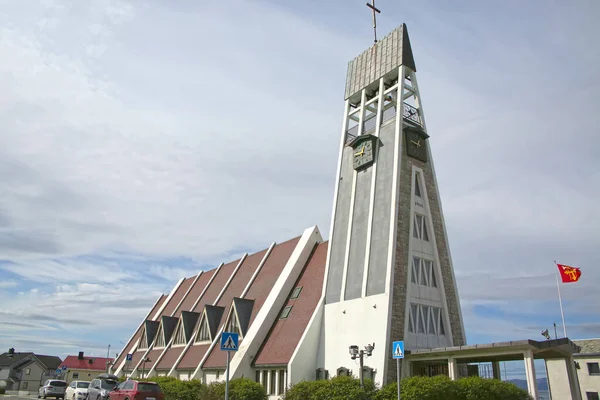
(366, 0), (381, 43)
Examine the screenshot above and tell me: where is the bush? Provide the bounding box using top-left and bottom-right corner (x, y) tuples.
(282, 376), (376, 400)
(286, 375), (532, 400)
(204, 377), (267, 400)
(457, 376), (532, 400)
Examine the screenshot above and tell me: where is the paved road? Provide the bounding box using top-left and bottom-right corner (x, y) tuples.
(2, 396), (38, 400)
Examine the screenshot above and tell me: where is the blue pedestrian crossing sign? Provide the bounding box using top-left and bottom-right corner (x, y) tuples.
(392, 341), (404, 359)
(126, 353), (133, 361)
(221, 332), (239, 351)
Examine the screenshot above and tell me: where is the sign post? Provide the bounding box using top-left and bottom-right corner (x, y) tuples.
(126, 354), (133, 379)
(392, 340), (405, 400)
(220, 332), (239, 400)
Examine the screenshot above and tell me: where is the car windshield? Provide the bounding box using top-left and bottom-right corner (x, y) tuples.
(50, 381), (67, 387)
(137, 383), (161, 393)
(100, 380), (118, 390)
(77, 382), (90, 389)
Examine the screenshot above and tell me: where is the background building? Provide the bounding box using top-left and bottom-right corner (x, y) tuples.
(547, 338), (600, 400)
(58, 352), (114, 383)
(0, 349), (61, 394)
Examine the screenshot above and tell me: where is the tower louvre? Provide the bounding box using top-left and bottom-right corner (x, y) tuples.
(320, 23), (466, 384)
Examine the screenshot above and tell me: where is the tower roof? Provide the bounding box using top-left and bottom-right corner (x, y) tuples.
(344, 23), (416, 101)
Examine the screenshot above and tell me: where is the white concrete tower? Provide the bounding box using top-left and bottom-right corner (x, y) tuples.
(318, 23), (466, 385)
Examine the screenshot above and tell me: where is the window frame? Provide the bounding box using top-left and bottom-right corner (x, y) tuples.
(279, 306), (293, 319)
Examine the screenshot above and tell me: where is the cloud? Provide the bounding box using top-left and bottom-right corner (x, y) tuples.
(0, 0), (599, 364)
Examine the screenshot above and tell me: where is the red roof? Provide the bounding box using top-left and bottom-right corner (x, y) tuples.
(254, 241), (327, 366)
(60, 356), (113, 371)
(203, 237), (300, 368)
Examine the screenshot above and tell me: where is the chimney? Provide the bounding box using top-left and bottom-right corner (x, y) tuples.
(78, 352), (84, 360)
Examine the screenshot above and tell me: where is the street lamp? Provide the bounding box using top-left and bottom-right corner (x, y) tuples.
(349, 343), (375, 388)
(141, 357), (151, 378)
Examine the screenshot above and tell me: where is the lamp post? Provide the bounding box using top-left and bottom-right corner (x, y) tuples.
(141, 357), (151, 379)
(349, 343), (375, 388)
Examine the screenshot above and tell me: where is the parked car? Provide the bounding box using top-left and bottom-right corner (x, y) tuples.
(109, 380), (163, 400)
(65, 381), (90, 400)
(87, 374), (118, 400)
(38, 379), (67, 399)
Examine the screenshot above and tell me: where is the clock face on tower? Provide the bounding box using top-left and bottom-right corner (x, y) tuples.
(405, 128), (429, 162)
(352, 136), (376, 170)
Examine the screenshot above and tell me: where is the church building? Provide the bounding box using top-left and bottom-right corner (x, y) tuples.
(111, 23), (466, 396)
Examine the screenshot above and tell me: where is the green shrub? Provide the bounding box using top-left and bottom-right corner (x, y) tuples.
(0, 388), (5, 395)
(457, 376), (532, 400)
(282, 376), (376, 400)
(204, 378), (267, 400)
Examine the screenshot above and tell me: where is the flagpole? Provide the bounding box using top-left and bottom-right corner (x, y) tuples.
(554, 261), (568, 338)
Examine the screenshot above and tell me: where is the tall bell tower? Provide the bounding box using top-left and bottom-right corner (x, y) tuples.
(319, 23), (466, 384)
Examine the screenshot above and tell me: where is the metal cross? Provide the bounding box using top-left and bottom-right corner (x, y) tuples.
(366, 0), (381, 43)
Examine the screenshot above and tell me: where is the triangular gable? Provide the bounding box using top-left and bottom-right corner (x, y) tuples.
(140, 320), (159, 349)
(181, 311), (200, 343)
(233, 297), (254, 337)
(162, 316), (178, 345)
(225, 297), (254, 338)
(153, 320), (166, 347)
(205, 305), (225, 340)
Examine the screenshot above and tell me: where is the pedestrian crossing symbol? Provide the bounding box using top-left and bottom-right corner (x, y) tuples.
(392, 340), (404, 359)
(221, 332), (239, 351)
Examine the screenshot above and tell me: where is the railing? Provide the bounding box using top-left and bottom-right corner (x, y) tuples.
(344, 102), (422, 144)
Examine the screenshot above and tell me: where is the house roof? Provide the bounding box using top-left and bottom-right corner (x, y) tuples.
(254, 241), (328, 366)
(0, 352), (62, 370)
(573, 338), (600, 356)
(202, 236), (301, 369)
(60, 356), (113, 371)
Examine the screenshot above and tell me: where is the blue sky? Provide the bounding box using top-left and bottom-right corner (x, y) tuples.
(0, 0), (598, 385)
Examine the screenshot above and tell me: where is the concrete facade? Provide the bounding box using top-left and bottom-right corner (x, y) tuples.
(547, 338), (600, 400)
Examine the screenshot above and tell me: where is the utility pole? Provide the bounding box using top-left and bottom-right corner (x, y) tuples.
(106, 345), (111, 373)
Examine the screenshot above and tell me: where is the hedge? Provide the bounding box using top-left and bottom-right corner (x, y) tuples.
(135, 376), (266, 400)
(283, 375), (533, 400)
(125, 373), (531, 400)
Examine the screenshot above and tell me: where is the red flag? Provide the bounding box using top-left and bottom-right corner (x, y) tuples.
(557, 264), (582, 283)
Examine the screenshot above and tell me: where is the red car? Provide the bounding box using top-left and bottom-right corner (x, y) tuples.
(108, 381), (163, 400)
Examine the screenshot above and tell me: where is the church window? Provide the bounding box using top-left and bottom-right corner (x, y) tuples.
(173, 322), (187, 345)
(195, 317), (211, 342)
(278, 370), (285, 394)
(426, 307), (436, 334)
(280, 306), (293, 319)
(290, 286), (303, 299)
(411, 257), (419, 284)
(417, 306), (426, 333)
(413, 214), (429, 241)
(409, 303), (446, 336)
(154, 324), (166, 347)
(409, 304), (418, 333)
(415, 173), (422, 197)
(226, 310), (241, 336)
(269, 370), (276, 394)
(139, 327), (149, 349)
(255, 370), (260, 383)
(438, 311), (446, 335)
(261, 371), (268, 390)
(427, 260), (437, 288)
(412, 257), (437, 288)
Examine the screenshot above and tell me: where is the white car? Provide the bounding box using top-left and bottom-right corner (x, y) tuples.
(65, 381), (90, 400)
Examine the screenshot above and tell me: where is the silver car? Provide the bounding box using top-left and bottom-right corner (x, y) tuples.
(38, 379), (67, 399)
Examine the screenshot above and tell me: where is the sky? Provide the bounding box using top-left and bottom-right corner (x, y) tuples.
(0, 0), (599, 381)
